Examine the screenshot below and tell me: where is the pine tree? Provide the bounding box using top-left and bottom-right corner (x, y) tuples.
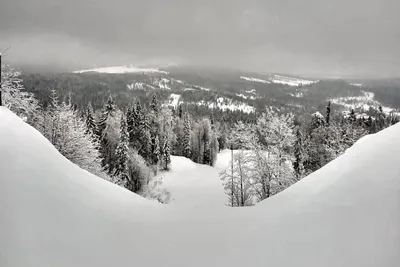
(97, 95), (116, 137)
(126, 106), (134, 138)
(202, 119), (212, 165)
(326, 101), (331, 125)
(85, 102), (97, 135)
(178, 104), (183, 119)
(183, 113), (191, 158)
(163, 138), (171, 170)
(349, 109), (356, 124)
(96, 95), (116, 172)
(114, 115), (130, 183)
(152, 135), (160, 166)
(150, 93), (159, 115)
(293, 126), (304, 180)
(309, 111), (325, 132)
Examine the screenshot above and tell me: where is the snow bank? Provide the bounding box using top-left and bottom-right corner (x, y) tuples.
(1, 107), (399, 267)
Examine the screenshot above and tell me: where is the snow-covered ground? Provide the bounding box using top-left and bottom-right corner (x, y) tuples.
(351, 83), (363, 87)
(1, 107), (399, 267)
(164, 93), (181, 108)
(330, 90), (400, 115)
(240, 76), (270, 83)
(288, 92), (304, 98)
(160, 156), (227, 207)
(154, 78), (171, 90)
(74, 65), (169, 74)
(127, 82), (156, 90)
(196, 97), (255, 113)
(236, 93), (257, 100)
(270, 74), (316, 86)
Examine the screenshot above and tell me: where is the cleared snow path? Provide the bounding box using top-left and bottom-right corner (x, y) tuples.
(161, 156), (228, 207)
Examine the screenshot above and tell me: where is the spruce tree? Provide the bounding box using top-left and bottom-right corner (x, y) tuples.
(97, 95), (115, 137)
(150, 93), (159, 115)
(96, 95), (116, 172)
(202, 119), (212, 165)
(293, 126), (304, 179)
(178, 104), (183, 119)
(85, 102), (97, 135)
(114, 115), (130, 183)
(152, 135), (160, 166)
(126, 106), (134, 138)
(183, 113), (191, 158)
(349, 109), (356, 124)
(163, 138), (171, 170)
(326, 101), (331, 125)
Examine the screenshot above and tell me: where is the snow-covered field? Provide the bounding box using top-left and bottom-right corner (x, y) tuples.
(1, 107), (399, 267)
(330, 90), (400, 115)
(196, 97), (255, 113)
(160, 156), (227, 207)
(270, 74), (316, 86)
(164, 93), (181, 108)
(74, 65), (169, 74)
(240, 76), (270, 84)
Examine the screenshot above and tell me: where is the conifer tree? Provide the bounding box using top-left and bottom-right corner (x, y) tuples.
(150, 93), (159, 115)
(85, 102), (97, 135)
(97, 95), (116, 137)
(326, 101), (331, 125)
(349, 109), (356, 124)
(293, 126), (304, 180)
(183, 113), (191, 158)
(96, 95), (116, 172)
(178, 104), (183, 119)
(126, 106), (134, 138)
(152, 135), (160, 166)
(163, 138), (171, 170)
(202, 119), (212, 165)
(114, 115), (130, 183)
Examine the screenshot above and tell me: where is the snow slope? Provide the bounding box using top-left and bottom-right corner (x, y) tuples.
(74, 65), (169, 74)
(161, 156), (227, 207)
(1, 107), (399, 267)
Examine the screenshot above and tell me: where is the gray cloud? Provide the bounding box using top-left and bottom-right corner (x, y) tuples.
(0, 0), (399, 77)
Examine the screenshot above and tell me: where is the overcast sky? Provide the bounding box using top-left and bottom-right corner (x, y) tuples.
(0, 0), (399, 77)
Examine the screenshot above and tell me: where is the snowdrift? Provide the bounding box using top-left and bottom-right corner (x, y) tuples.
(1, 107), (399, 267)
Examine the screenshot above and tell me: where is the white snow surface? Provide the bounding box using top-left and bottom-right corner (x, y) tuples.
(160, 156), (227, 207)
(164, 93), (181, 108)
(74, 65), (169, 74)
(1, 107), (400, 267)
(270, 74), (316, 86)
(240, 76), (270, 83)
(330, 91), (400, 115)
(196, 97), (255, 113)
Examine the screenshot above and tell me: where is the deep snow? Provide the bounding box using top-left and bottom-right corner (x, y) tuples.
(1, 107), (399, 267)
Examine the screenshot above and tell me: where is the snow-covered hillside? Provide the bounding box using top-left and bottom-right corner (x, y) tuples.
(74, 65), (169, 74)
(270, 74), (316, 86)
(1, 107), (399, 267)
(330, 90), (400, 115)
(161, 156), (227, 206)
(197, 97), (255, 113)
(240, 76), (270, 84)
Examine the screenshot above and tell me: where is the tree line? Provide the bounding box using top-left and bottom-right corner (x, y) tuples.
(220, 101), (398, 206)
